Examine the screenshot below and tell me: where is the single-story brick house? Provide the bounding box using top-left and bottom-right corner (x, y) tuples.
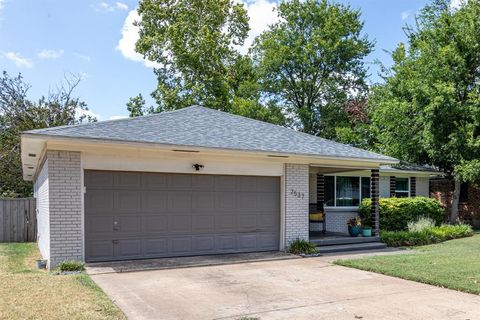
(21, 106), (433, 268)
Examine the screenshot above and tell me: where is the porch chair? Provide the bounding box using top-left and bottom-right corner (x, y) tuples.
(309, 202), (326, 234)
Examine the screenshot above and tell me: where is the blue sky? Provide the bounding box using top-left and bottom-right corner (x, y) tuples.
(0, 0), (434, 120)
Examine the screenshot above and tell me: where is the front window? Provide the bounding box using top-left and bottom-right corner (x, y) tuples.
(361, 177), (371, 199)
(395, 177), (409, 198)
(324, 176), (335, 206)
(336, 176), (360, 206)
(324, 176), (371, 207)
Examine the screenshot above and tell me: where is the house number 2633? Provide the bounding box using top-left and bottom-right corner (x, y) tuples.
(290, 189), (304, 199)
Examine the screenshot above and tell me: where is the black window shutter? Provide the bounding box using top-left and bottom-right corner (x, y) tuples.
(410, 177), (416, 197)
(390, 176), (396, 197)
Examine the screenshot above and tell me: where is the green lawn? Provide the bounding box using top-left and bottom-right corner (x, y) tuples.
(335, 233), (480, 295)
(0, 243), (126, 320)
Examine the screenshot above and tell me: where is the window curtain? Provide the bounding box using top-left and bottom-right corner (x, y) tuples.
(336, 177), (359, 206)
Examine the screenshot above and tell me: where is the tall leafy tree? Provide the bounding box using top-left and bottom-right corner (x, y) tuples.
(252, 0), (373, 138)
(369, 0), (480, 222)
(0, 72), (94, 197)
(132, 0), (285, 124)
(135, 0), (245, 111)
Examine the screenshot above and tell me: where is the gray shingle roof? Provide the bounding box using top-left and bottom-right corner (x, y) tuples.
(25, 106), (397, 162)
(381, 163), (439, 173)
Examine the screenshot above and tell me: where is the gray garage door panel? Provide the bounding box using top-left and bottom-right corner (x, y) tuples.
(85, 171), (280, 262)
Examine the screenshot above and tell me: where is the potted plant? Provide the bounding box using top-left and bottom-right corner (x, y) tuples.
(361, 219), (372, 237)
(347, 217), (362, 237)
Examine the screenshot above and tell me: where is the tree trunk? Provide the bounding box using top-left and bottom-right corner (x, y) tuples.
(450, 179), (461, 224)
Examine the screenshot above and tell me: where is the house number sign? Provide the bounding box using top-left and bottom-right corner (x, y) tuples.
(290, 188), (305, 199)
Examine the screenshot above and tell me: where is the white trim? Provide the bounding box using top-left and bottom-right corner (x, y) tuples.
(380, 168), (440, 176)
(21, 133), (398, 165)
(324, 206), (359, 212)
(325, 175), (371, 208)
(395, 177), (410, 197)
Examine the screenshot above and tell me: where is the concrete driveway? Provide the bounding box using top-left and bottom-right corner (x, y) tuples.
(91, 257), (480, 320)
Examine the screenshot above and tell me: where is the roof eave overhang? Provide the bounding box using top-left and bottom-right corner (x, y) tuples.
(21, 133), (399, 181)
(379, 168), (441, 177)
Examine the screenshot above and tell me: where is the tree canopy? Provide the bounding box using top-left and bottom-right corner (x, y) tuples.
(131, 0), (373, 128)
(369, 0), (480, 221)
(136, 0), (248, 112)
(0, 72), (94, 197)
(251, 0), (373, 138)
(132, 0), (285, 124)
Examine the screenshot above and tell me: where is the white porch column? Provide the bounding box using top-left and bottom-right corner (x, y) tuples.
(285, 164), (309, 246)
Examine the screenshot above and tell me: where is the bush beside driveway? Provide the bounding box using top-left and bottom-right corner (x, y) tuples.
(0, 243), (125, 320)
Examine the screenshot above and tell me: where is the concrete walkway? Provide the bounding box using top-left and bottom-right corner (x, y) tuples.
(91, 256), (480, 320)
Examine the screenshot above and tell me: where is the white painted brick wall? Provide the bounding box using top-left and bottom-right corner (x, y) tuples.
(46, 150), (83, 268)
(285, 164), (309, 245)
(323, 209), (359, 234)
(34, 159), (50, 261)
(416, 177), (429, 196)
(379, 176), (390, 198)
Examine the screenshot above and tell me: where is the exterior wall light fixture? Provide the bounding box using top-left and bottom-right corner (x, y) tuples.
(193, 164), (204, 171)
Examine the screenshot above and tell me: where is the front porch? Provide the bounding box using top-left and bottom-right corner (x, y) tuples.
(306, 165), (380, 243)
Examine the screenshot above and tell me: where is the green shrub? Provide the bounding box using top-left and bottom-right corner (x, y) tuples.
(380, 230), (434, 247)
(359, 197), (444, 231)
(408, 216), (436, 232)
(57, 260), (85, 272)
(380, 223), (473, 247)
(288, 239), (317, 255)
(428, 224), (473, 241)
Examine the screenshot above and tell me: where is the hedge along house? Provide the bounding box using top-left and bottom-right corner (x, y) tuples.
(308, 164), (439, 235)
(21, 106), (398, 268)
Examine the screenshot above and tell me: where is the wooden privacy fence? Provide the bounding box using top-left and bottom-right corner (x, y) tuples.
(0, 198), (36, 242)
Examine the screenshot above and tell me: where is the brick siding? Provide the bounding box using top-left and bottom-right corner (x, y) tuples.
(389, 176), (396, 197)
(410, 177), (416, 197)
(430, 178), (480, 228)
(285, 164), (309, 245)
(371, 169), (380, 235)
(316, 174), (324, 204)
(46, 150), (83, 268)
(324, 209), (358, 234)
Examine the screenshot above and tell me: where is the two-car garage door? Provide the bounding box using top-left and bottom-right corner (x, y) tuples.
(84, 170), (280, 262)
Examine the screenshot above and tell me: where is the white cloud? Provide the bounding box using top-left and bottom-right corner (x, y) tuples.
(75, 107), (102, 121)
(109, 115), (128, 120)
(115, 2), (128, 11)
(73, 52), (91, 62)
(38, 49), (64, 59)
(401, 10), (413, 21)
(2, 51), (33, 68)
(450, 0), (465, 9)
(116, 9), (161, 68)
(0, 0), (5, 11)
(117, 1), (278, 67)
(239, 0), (279, 54)
(93, 1), (128, 12)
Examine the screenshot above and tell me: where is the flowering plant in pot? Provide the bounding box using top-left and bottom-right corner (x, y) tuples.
(347, 217), (362, 237)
